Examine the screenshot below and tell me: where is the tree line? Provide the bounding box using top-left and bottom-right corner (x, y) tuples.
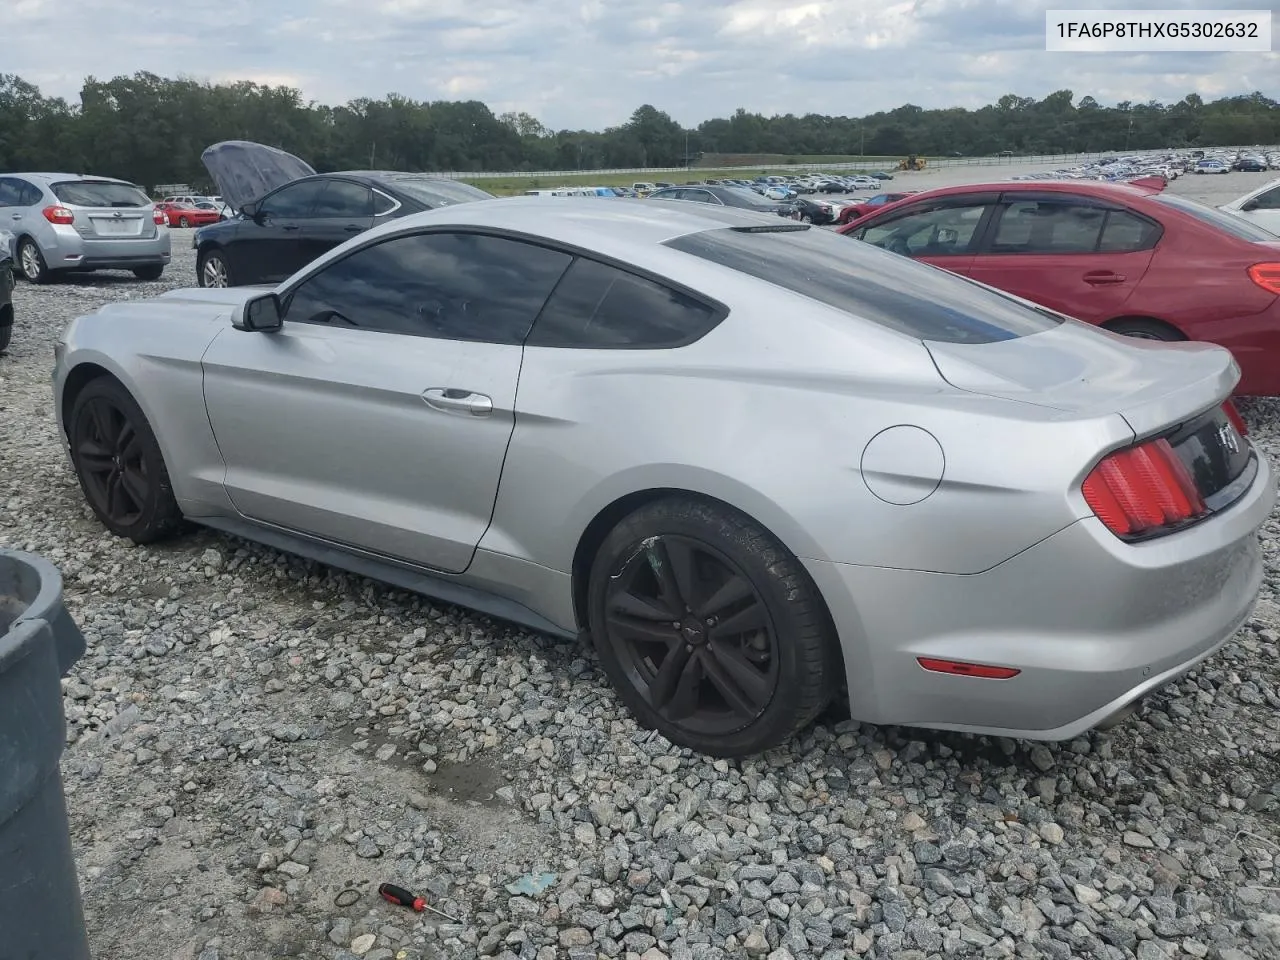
(1, 72), (1277, 190)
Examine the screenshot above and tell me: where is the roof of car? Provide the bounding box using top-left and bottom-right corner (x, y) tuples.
(12, 172), (137, 184)
(889, 180), (1165, 203)
(360, 195), (788, 252)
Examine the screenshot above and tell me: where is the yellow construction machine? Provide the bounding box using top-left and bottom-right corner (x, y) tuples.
(898, 155), (926, 171)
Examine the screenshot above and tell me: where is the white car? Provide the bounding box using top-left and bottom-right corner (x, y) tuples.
(847, 176), (881, 191)
(1219, 176), (1280, 235)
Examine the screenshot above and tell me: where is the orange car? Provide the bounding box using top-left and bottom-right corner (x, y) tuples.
(153, 202), (221, 228)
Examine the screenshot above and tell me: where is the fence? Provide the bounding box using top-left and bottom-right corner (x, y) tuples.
(423, 147), (1234, 182)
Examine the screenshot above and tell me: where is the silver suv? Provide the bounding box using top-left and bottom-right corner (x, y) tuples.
(0, 173), (171, 283)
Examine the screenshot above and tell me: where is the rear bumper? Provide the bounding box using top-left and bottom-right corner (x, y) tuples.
(808, 447), (1275, 740)
(40, 224), (171, 272)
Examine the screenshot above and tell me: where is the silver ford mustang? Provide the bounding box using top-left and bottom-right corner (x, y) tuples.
(52, 196), (1275, 757)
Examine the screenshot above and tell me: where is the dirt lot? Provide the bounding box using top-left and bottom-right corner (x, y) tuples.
(2, 173), (1279, 960)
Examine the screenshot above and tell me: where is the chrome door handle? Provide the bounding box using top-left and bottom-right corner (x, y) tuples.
(423, 388), (493, 417)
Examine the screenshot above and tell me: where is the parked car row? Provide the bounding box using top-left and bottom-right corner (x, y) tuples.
(1013, 147), (1279, 185)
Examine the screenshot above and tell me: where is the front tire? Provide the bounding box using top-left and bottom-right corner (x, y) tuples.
(178, 216), (190, 228)
(587, 497), (838, 757)
(198, 249), (231, 288)
(17, 238), (51, 284)
(68, 377), (184, 543)
(132, 264), (164, 281)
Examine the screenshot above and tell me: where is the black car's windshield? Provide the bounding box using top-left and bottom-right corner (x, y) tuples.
(51, 180), (150, 208)
(665, 225), (1064, 344)
(1152, 193), (1278, 240)
(384, 178), (494, 208)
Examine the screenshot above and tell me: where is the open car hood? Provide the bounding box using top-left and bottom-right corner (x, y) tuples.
(200, 140), (317, 213)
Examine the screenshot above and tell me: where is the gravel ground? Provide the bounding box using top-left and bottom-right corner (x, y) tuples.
(1, 197), (1279, 960)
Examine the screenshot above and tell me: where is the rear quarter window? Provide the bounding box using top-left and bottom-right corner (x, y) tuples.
(664, 226), (1064, 344)
(50, 180), (150, 207)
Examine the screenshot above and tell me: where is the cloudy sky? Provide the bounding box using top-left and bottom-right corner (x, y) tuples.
(8, 0), (1277, 129)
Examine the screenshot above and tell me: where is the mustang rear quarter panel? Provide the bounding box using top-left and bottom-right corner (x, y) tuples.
(484, 286), (1132, 579)
(55, 305), (230, 513)
(808, 446), (1274, 734)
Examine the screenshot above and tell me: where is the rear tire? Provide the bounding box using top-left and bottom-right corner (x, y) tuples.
(68, 377), (184, 544)
(586, 496), (839, 757)
(17, 237), (51, 284)
(1107, 318), (1183, 342)
(132, 264), (164, 281)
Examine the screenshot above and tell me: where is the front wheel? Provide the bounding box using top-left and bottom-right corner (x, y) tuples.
(587, 497), (838, 757)
(178, 216), (190, 227)
(68, 377), (184, 543)
(198, 250), (231, 288)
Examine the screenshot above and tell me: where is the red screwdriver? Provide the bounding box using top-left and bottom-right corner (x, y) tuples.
(378, 882), (461, 922)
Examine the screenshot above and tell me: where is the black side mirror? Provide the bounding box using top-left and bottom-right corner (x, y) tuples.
(1240, 200), (1259, 212)
(240, 201), (261, 220)
(234, 293), (283, 332)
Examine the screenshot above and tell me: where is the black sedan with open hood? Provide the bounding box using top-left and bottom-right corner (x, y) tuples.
(192, 140), (496, 287)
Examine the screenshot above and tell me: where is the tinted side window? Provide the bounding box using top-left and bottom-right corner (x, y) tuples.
(0, 178), (22, 207)
(260, 180), (328, 219)
(19, 182), (42, 205)
(313, 180), (373, 217)
(283, 232), (571, 343)
(526, 257), (724, 349)
(857, 203), (989, 256)
(990, 200), (1111, 253)
(1249, 186), (1280, 211)
(1096, 209), (1162, 253)
(373, 190), (398, 215)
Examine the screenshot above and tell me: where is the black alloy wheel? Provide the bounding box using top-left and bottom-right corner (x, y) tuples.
(73, 395), (150, 527)
(68, 377), (184, 542)
(588, 497), (838, 756)
(604, 534), (780, 737)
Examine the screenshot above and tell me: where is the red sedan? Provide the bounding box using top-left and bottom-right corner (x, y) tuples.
(835, 190), (918, 224)
(153, 202), (221, 228)
(836, 180), (1280, 395)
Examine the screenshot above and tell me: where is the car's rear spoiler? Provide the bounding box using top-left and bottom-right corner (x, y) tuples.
(1126, 175), (1168, 193)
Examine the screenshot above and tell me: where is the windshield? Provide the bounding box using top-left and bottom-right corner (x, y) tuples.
(51, 180), (150, 207)
(664, 226), (1064, 344)
(383, 178), (494, 208)
(1152, 193), (1278, 240)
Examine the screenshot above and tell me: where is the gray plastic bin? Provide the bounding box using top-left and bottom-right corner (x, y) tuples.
(0, 548), (91, 960)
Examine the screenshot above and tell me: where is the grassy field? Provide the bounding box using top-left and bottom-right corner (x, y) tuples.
(461, 165), (901, 195)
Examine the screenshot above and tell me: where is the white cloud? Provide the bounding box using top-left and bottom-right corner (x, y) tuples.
(5, 0), (1275, 129)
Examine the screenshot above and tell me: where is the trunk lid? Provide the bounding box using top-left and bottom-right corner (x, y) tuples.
(924, 320), (1238, 437)
(925, 320), (1253, 510)
(201, 140), (316, 213)
(48, 179), (157, 241)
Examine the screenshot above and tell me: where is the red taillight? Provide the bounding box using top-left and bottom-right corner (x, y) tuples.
(917, 658), (1020, 680)
(153, 207), (167, 225)
(1223, 399), (1248, 436)
(1248, 263), (1280, 295)
(42, 205), (74, 225)
(1082, 438), (1206, 538)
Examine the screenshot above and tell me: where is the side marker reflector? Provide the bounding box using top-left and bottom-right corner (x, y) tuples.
(917, 657), (1021, 680)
